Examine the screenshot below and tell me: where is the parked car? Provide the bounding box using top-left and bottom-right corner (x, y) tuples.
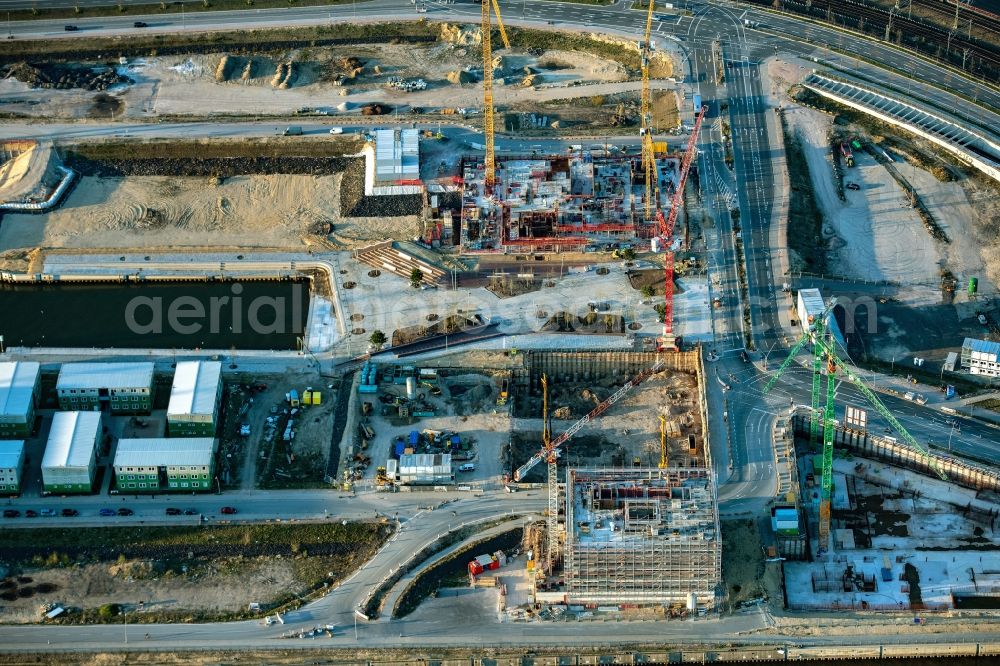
(458, 463), (475, 472)
(64, 25), (78, 31)
(3, 509), (20, 518)
(39, 508), (56, 517)
(133, 21), (148, 28)
(220, 506), (238, 515)
(99, 508), (117, 517)
(165, 507), (182, 516)
(184, 508), (199, 515)
(61, 508), (79, 517)
(846, 182), (860, 190)
(117, 507), (134, 516)
(25, 510), (38, 518)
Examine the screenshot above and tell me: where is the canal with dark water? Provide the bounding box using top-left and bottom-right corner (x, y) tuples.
(0, 280), (310, 350)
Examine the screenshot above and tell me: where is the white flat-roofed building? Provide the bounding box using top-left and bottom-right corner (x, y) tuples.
(167, 361), (222, 436)
(0, 440), (26, 494)
(56, 362), (154, 413)
(961, 338), (1000, 377)
(114, 437), (216, 492)
(42, 411), (101, 494)
(0, 361), (40, 438)
(397, 452), (453, 485)
(796, 288), (845, 347)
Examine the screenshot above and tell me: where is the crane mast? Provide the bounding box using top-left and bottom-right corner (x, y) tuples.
(640, 0), (657, 218)
(658, 104), (707, 349)
(482, 0), (510, 188)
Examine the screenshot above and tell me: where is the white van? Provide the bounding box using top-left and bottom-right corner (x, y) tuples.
(458, 463), (475, 472)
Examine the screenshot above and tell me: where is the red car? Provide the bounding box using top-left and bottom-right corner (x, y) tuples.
(220, 506), (237, 515)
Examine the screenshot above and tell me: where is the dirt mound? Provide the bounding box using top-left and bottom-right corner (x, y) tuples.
(3, 61), (131, 91)
(361, 103), (389, 116)
(446, 69), (476, 84)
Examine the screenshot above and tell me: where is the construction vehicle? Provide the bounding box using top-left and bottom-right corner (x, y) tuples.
(765, 301), (945, 555)
(840, 142), (855, 167)
(515, 362), (664, 572)
(481, 0), (510, 187)
(654, 103), (707, 350)
(496, 376), (510, 405)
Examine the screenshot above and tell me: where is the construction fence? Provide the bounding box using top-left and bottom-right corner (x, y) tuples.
(790, 415), (1000, 493)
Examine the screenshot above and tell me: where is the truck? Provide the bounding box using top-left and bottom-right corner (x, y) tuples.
(693, 94), (702, 112)
(283, 126), (303, 136)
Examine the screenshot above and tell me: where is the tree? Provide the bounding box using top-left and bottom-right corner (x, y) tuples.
(368, 330), (387, 350)
(621, 247), (636, 261)
(98, 603), (120, 619)
(641, 284), (655, 299)
(409, 267), (424, 289)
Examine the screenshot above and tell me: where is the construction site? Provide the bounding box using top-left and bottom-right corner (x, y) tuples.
(458, 151), (681, 252)
(562, 467), (721, 609)
(503, 350), (720, 612)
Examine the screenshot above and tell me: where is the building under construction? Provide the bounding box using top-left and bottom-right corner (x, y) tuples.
(563, 467), (721, 609)
(460, 152), (681, 252)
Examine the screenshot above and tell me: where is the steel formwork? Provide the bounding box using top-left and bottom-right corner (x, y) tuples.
(564, 467), (721, 608)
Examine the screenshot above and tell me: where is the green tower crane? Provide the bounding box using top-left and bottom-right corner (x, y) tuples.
(764, 301), (946, 555)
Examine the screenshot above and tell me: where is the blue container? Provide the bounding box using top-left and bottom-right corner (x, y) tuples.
(946, 385), (956, 399)
(409, 431), (419, 446)
(394, 441), (406, 458)
(693, 94), (702, 112)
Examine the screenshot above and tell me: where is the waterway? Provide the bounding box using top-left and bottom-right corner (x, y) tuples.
(0, 280), (309, 350)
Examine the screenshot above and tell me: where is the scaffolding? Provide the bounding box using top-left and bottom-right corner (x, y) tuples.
(564, 467), (721, 608)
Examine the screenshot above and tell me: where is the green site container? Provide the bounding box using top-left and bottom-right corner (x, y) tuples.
(969, 277), (978, 295)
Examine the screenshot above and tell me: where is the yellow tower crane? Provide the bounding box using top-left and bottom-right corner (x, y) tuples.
(482, 0), (510, 188)
(640, 0), (656, 217)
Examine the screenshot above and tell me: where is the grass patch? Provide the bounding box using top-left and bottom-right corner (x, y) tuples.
(507, 27), (640, 70)
(0, 21), (437, 62)
(4, 0), (365, 23)
(0, 521), (387, 555)
(68, 138), (363, 161)
(779, 111), (826, 274)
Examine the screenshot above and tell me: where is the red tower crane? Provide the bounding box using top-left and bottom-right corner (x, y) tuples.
(657, 104), (707, 350)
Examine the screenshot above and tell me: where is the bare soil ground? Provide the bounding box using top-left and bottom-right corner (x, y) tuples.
(0, 40), (637, 120)
(0, 172), (420, 253)
(0, 522), (391, 624)
(767, 57), (998, 296)
(510, 368), (704, 479)
(721, 519), (783, 610)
